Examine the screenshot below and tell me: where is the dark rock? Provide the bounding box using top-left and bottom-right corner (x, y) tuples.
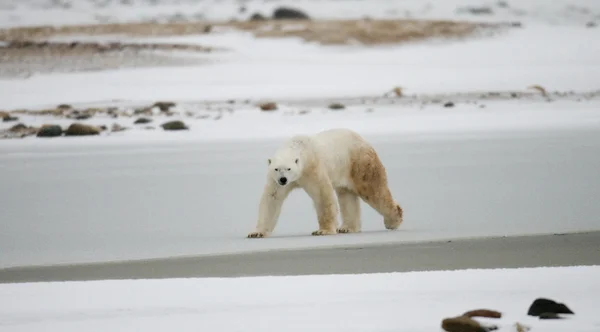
(134, 117), (153, 124)
(9, 123), (28, 132)
(57, 104), (72, 110)
(3, 115), (18, 122)
(36, 125), (63, 137)
(496, 1), (509, 8)
(152, 101), (176, 112)
(539, 312), (563, 320)
(328, 103), (345, 110)
(64, 123), (101, 136)
(250, 13), (267, 21)
(75, 113), (93, 120)
(259, 102), (278, 111)
(204, 25), (212, 33)
(461, 6), (494, 15)
(586, 21), (597, 28)
(273, 7), (310, 20)
(443, 101), (455, 108)
(161, 120), (188, 131)
(527, 298), (574, 317)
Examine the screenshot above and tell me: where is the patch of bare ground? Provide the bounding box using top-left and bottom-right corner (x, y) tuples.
(0, 18), (495, 46)
(230, 19), (492, 45)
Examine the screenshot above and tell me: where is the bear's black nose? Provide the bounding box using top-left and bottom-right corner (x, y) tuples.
(279, 177), (288, 185)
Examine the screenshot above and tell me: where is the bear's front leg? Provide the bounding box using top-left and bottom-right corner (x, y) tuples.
(302, 174), (339, 236)
(248, 180), (294, 238)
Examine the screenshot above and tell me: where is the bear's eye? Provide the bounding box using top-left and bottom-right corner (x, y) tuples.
(287, 168), (291, 171)
(275, 168), (279, 171)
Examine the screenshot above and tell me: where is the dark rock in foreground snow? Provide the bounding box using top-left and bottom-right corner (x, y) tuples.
(273, 7), (310, 20)
(37, 125), (63, 137)
(161, 120), (188, 130)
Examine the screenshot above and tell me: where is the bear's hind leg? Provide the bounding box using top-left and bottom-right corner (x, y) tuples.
(336, 188), (361, 233)
(351, 147), (404, 231)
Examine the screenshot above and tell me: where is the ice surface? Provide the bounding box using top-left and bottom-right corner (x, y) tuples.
(1, 107), (599, 268)
(1, 266), (599, 332)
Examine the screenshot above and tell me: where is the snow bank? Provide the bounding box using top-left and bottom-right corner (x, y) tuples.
(1, 265), (599, 332)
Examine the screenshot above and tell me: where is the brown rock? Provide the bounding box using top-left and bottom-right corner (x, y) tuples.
(57, 104), (72, 110)
(462, 309), (502, 319)
(328, 102), (345, 110)
(64, 123), (101, 136)
(259, 102), (278, 111)
(441, 316), (497, 332)
(153, 101), (176, 112)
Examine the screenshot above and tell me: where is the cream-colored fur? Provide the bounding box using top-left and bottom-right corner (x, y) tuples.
(248, 128), (403, 238)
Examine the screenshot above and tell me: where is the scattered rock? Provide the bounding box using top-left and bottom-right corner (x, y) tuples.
(0, 111), (8, 118)
(329, 103), (346, 110)
(204, 25), (212, 33)
(134, 107), (152, 115)
(496, 1), (509, 8)
(528, 84), (548, 96)
(462, 309), (502, 319)
(510, 92), (518, 98)
(527, 298), (574, 317)
(3, 115), (19, 122)
(298, 109), (310, 115)
(259, 102), (278, 111)
(441, 316), (497, 332)
(161, 120), (188, 130)
(153, 101), (176, 112)
(64, 123), (101, 136)
(511, 21), (523, 28)
(514, 322), (531, 332)
(144, 126), (156, 130)
(9, 123), (28, 132)
(273, 7), (310, 20)
(460, 6), (494, 15)
(539, 312), (563, 320)
(250, 13), (267, 21)
(134, 117), (153, 124)
(36, 124), (63, 137)
(586, 21), (597, 28)
(443, 101), (455, 108)
(75, 113), (93, 120)
(239, 5), (247, 13)
(111, 123), (128, 132)
(57, 104), (72, 110)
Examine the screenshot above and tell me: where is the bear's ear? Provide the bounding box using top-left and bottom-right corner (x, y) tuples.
(295, 158), (299, 164)
(268, 159), (271, 165)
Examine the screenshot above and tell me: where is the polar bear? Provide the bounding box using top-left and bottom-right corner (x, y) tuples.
(247, 128), (403, 238)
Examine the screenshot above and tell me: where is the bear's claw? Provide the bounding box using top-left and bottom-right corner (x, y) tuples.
(337, 227), (360, 234)
(247, 232), (266, 238)
(311, 229), (337, 236)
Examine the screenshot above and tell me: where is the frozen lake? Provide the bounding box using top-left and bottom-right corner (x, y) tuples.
(2, 122), (599, 268)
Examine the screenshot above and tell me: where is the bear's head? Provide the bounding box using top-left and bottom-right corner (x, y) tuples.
(267, 156), (301, 187)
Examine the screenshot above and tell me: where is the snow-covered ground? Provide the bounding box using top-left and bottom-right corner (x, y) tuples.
(1, 0), (599, 28)
(1, 266), (599, 332)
